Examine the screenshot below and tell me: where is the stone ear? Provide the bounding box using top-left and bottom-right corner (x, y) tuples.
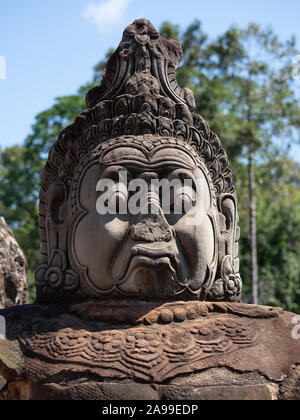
(46, 182), (68, 225)
(36, 182), (79, 303)
(45, 181), (69, 277)
(218, 194), (237, 257)
(207, 194), (242, 302)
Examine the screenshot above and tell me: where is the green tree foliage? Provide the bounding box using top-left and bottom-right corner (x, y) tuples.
(235, 154), (300, 311)
(25, 83), (94, 166)
(1, 21), (300, 311)
(0, 146), (39, 255)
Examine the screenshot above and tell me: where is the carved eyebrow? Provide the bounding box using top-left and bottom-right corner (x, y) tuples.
(167, 169), (197, 190)
(101, 158), (196, 172)
(101, 166), (132, 181)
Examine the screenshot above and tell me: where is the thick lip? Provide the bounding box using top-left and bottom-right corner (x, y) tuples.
(113, 244), (182, 285)
(125, 255), (177, 281)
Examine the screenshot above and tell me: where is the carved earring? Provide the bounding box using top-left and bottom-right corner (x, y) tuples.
(208, 256), (242, 301)
(207, 194), (242, 302)
(36, 182), (79, 302)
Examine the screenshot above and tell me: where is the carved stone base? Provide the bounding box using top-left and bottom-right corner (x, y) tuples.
(0, 301), (299, 400)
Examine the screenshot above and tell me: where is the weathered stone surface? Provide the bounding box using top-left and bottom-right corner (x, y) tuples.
(0, 217), (28, 309)
(159, 384), (279, 401)
(279, 366), (300, 400)
(1, 381), (279, 401)
(0, 301), (299, 400)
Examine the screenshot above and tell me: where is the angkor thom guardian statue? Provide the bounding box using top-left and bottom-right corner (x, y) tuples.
(0, 19), (299, 400)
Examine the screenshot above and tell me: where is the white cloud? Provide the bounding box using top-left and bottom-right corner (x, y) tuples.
(83, 0), (132, 32)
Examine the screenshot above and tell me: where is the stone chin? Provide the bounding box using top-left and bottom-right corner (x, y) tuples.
(117, 259), (180, 299)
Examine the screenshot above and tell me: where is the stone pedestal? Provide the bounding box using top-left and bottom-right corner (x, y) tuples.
(0, 301), (299, 400)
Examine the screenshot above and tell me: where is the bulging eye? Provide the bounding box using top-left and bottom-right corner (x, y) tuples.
(171, 186), (196, 214)
(106, 183), (128, 213)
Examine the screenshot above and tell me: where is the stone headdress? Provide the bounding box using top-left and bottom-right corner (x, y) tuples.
(36, 19), (241, 303)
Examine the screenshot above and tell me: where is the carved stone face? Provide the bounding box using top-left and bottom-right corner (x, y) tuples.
(70, 137), (218, 300)
(36, 19), (242, 304)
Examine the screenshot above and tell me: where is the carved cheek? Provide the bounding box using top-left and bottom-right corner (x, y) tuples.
(174, 214), (215, 288)
(199, 215), (215, 265)
(73, 212), (129, 290)
(73, 163), (130, 290)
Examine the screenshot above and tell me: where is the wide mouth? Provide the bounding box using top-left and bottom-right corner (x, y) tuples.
(124, 255), (177, 282)
(113, 244), (182, 285)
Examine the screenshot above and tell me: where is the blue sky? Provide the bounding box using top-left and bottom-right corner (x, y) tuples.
(1, 0), (300, 159)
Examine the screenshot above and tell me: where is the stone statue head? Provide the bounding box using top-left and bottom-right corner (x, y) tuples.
(35, 19), (242, 303)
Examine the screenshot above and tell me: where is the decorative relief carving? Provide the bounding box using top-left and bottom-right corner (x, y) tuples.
(20, 306), (257, 382)
(36, 249), (79, 300)
(1, 300), (299, 397)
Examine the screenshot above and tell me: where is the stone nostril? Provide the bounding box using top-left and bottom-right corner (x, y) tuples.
(130, 194), (172, 242)
(130, 216), (172, 243)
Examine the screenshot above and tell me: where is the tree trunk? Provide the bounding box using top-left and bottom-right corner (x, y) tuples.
(249, 149), (258, 304)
